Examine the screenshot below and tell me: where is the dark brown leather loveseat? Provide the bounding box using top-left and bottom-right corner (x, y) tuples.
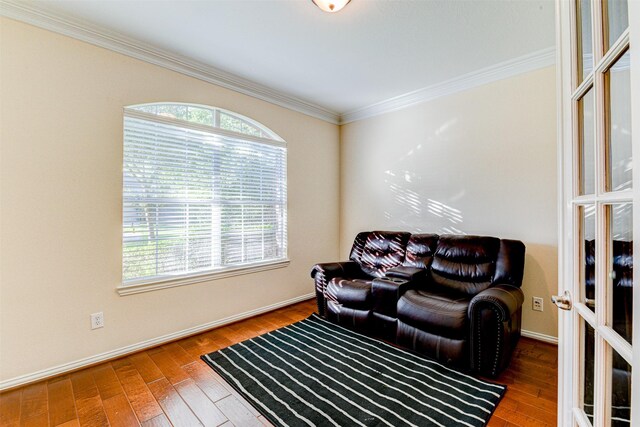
(311, 231), (526, 377)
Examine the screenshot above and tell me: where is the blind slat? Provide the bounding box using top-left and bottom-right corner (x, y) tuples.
(123, 110), (287, 283)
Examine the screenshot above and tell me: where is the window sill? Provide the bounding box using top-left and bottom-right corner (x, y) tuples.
(117, 259), (290, 296)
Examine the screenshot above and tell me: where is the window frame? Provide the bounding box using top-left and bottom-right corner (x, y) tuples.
(118, 103), (289, 296)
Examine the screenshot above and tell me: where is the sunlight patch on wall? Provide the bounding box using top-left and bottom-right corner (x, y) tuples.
(427, 199), (463, 224)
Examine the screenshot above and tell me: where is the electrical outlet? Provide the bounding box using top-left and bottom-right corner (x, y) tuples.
(532, 297), (544, 312)
(91, 312), (104, 329)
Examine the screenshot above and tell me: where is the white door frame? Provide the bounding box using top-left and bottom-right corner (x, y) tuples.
(556, 0), (573, 423)
(629, 0), (640, 423)
(557, 0), (639, 426)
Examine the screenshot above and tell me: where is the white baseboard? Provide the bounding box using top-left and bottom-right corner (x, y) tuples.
(0, 292), (315, 391)
(521, 329), (558, 345)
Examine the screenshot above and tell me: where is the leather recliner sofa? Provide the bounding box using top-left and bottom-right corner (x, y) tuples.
(311, 231), (526, 377)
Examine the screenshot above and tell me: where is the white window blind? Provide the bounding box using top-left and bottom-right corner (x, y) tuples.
(122, 104), (287, 286)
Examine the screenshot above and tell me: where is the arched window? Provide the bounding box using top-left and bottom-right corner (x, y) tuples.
(121, 103), (287, 292)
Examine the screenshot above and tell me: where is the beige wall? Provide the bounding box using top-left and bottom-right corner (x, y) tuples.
(0, 17), (560, 384)
(340, 67), (559, 338)
(0, 18), (340, 382)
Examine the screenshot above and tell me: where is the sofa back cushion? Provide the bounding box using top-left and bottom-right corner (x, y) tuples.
(493, 239), (526, 288)
(430, 235), (500, 296)
(357, 231), (410, 278)
(349, 231), (370, 263)
(349, 231), (526, 291)
(403, 234), (439, 268)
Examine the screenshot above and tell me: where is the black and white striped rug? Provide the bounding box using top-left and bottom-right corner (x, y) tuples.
(201, 314), (505, 427)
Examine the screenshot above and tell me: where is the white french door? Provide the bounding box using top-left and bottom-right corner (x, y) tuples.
(557, 0), (640, 426)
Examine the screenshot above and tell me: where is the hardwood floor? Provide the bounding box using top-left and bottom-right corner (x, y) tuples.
(0, 299), (558, 426)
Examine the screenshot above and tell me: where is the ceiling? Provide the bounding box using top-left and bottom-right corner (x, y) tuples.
(20, 0), (555, 116)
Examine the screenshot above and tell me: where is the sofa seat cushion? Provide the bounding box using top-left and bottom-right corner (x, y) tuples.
(326, 278), (372, 309)
(397, 289), (470, 339)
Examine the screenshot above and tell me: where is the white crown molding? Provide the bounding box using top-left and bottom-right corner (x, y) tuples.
(521, 328), (559, 345)
(0, 0), (340, 124)
(1, 1), (557, 126)
(0, 292), (315, 391)
(340, 46), (556, 124)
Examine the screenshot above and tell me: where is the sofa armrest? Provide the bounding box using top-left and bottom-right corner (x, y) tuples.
(468, 285), (525, 377)
(385, 266), (427, 282)
(310, 261), (362, 280)
(310, 261), (364, 317)
(371, 277), (412, 318)
(468, 284), (525, 321)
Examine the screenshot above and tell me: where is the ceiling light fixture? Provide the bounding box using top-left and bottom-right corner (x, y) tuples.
(312, 0), (351, 13)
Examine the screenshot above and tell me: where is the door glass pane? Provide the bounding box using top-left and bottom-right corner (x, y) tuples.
(606, 51), (632, 191)
(581, 205), (596, 312)
(610, 347), (631, 426)
(605, 0), (629, 49)
(608, 204), (633, 344)
(577, 0), (593, 82)
(580, 88), (595, 195)
(583, 321), (596, 423)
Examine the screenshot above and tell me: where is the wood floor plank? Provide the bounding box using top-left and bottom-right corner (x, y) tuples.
(174, 379), (227, 426)
(493, 405), (548, 427)
(497, 375), (542, 398)
(486, 415), (508, 427)
(72, 395), (108, 427)
(128, 353), (163, 384)
(111, 358), (163, 423)
(101, 393), (139, 426)
(177, 335), (218, 358)
(537, 385), (558, 402)
(205, 371), (260, 417)
(182, 362), (230, 403)
(514, 398), (557, 425)
(20, 413), (49, 427)
(215, 395), (262, 427)
(147, 349), (190, 385)
(500, 370), (557, 390)
(258, 315), (288, 332)
(69, 370), (109, 427)
(147, 378), (202, 427)
(7, 299), (557, 427)
(0, 388), (22, 426)
(91, 365), (124, 401)
(257, 415), (275, 427)
(254, 315), (282, 330)
(227, 321), (263, 340)
(175, 336), (204, 358)
(505, 361), (557, 382)
(140, 414), (172, 427)
(266, 310), (297, 324)
(47, 377), (77, 427)
(162, 342), (193, 367)
(498, 396), (519, 411)
(504, 388), (557, 412)
(214, 327), (242, 345)
(19, 383), (47, 425)
(199, 331), (233, 352)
